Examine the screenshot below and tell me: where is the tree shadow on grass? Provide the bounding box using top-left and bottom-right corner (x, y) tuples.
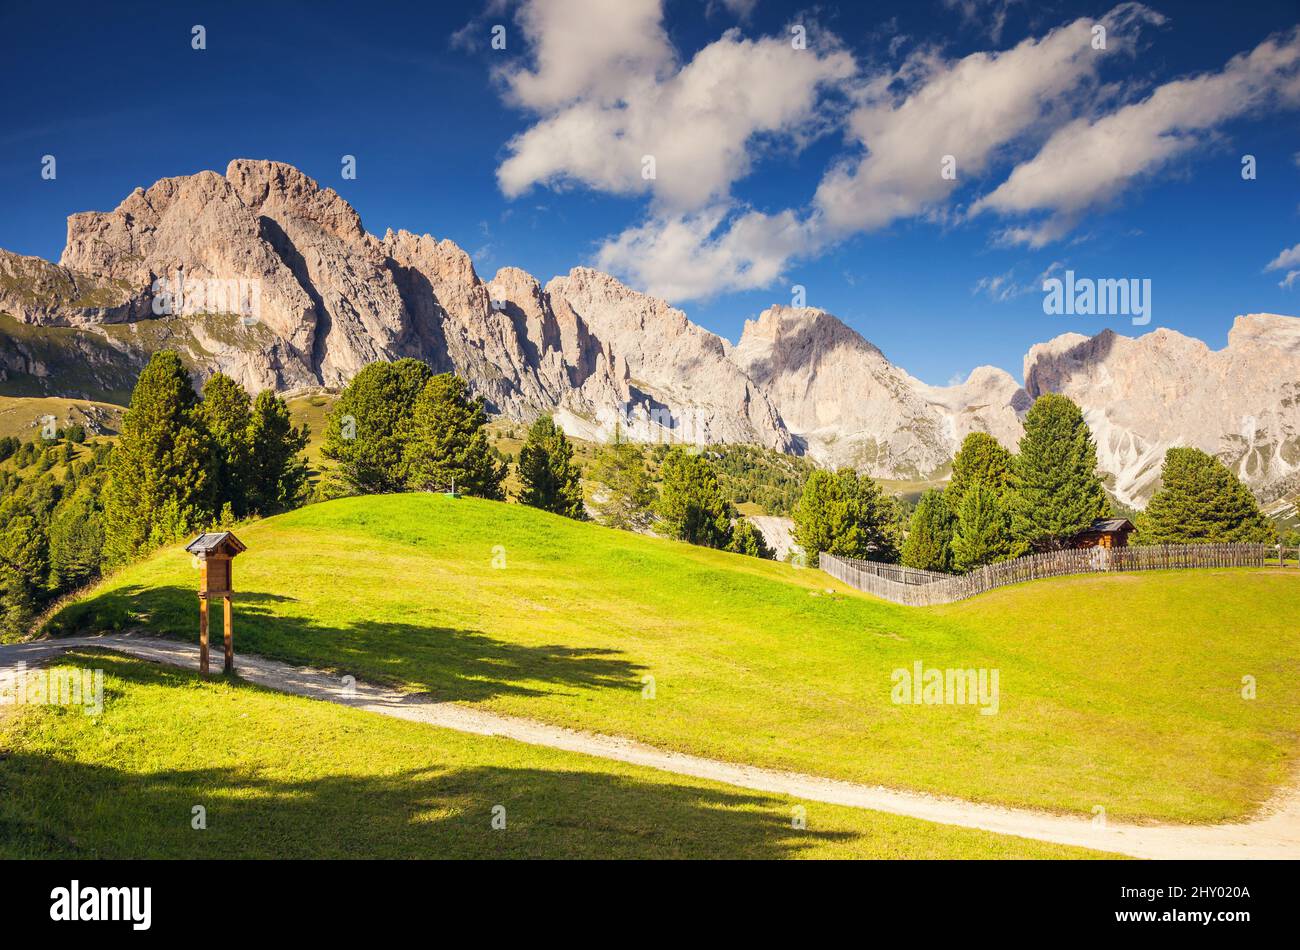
(0, 752), (856, 859)
(48, 585), (647, 704)
(0, 659), (853, 861)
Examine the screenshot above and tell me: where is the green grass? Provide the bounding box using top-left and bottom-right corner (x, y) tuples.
(0, 652), (1107, 859)
(0, 395), (122, 441)
(286, 391), (337, 478)
(50, 493), (1300, 823)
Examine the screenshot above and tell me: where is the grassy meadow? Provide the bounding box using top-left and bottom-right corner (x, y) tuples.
(0, 651), (1108, 859)
(47, 493), (1300, 823)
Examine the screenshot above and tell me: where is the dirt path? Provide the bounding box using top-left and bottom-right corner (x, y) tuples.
(4, 633), (1297, 859)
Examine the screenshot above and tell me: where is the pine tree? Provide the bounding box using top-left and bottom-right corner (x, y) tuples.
(946, 432), (1013, 513)
(727, 517), (774, 559)
(655, 448), (733, 549)
(901, 489), (954, 572)
(247, 390), (310, 515)
(49, 491), (104, 589)
(103, 351), (214, 565)
(404, 374), (505, 498)
(1139, 447), (1273, 543)
(951, 482), (1014, 571)
(838, 469), (902, 563)
(588, 440), (656, 531)
(517, 415), (585, 518)
(793, 469), (900, 565)
(322, 359), (432, 493)
(0, 515), (49, 635)
(199, 373), (254, 516)
(1008, 393), (1109, 550)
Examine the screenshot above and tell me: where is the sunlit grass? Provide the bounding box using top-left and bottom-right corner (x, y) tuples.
(51, 493), (1300, 822)
(0, 652), (1109, 859)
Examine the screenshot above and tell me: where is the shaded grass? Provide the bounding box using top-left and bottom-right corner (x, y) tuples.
(0, 652), (1109, 859)
(49, 494), (1300, 822)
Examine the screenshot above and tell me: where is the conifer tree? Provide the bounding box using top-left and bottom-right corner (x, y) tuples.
(404, 374), (505, 499)
(1008, 393), (1109, 550)
(726, 517), (774, 559)
(48, 491), (104, 589)
(247, 390), (310, 515)
(946, 432), (1014, 513)
(951, 482), (1014, 571)
(793, 469), (900, 565)
(517, 415), (585, 518)
(0, 515), (49, 634)
(103, 351), (214, 565)
(588, 439), (656, 531)
(655, 448), (733, 549)
(901, 489), (954, 572)
(322, 359), (432, 494)
(1140, 447), (1273, 543)
(199, 373), (254, 516)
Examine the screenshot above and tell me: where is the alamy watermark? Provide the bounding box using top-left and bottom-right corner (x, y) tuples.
(597, 400), (708, 446)
(0, 662), (104, 716)
(50, 880), (151, 931)
(151, 271), (262, 326)
(1043, 270), (1150, 326)
(891, 661), (999, 715)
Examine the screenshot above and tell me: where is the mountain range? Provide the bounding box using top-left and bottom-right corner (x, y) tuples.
(1, 159), (1296, 508)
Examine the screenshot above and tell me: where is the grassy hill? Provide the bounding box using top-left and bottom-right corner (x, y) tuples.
(0, 394), (122, 441)
(0, 650), (1105, 859)
(48, 493), (1300, 823)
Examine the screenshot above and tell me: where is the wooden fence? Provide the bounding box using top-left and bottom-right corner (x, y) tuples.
(819, 543), (1273, 607)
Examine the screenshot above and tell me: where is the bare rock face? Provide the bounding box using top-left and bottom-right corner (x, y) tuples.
(57, 165), (327, 392)
(226, 159), (409, 385)
(1024, 316), (1300, 506)
(734, 306), (1026, 478)
(911, 365), (1031, 461)
(548, 269), (795, 452)
(5, 158), (1300, 508)
(0, 249), (141, 326)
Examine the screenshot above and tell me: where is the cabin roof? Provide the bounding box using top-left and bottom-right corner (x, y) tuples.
(185, 531), (247, 556)
(1083, 518), (1134, 534)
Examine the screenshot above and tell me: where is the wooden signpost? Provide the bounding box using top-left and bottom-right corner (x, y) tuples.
(184, 532), (247, 675)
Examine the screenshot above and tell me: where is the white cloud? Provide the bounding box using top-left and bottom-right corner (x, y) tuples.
(973, 271), (1019, 301)
(594, 4), (1156, 299)
(594, 205), (816, 299)
(942, 0), (1025, 44)
(501, 0), (673, 111)
(1266, 242), (1300, 272)
(486, 2), (1300, 303)
(1267, 243), (1300, 290)
(972, 260), (1060, 301)
(496, 0), (854, 211)
(712, 0), (758, 20)
(974, 27), (1300, 246)
(813, 5), (1155, 238)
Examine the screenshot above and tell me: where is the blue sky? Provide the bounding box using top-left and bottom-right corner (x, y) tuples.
(1, 0), (1298, 385)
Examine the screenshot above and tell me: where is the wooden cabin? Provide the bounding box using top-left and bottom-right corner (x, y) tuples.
(1069, 518), (1135, 549)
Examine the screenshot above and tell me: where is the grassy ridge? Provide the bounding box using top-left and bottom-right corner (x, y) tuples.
(51, 493), (1300, 822)
(0, 652), (1107, 859)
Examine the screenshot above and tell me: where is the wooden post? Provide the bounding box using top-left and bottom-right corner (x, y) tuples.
(199, 596), (210, 675)
(186, 532), (245, 677)
(223, 595), (234, 674)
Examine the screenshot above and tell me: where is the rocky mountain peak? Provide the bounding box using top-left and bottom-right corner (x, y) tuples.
(226, 159), (366, 246)
(2, 158), (1297, 507)
(1228, 312), (1300, 354)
